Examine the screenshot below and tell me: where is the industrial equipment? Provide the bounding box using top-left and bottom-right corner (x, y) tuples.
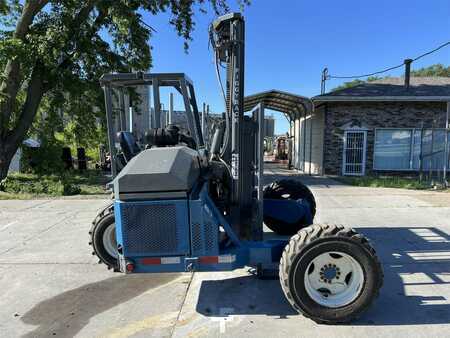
(90, 13), (383, 324)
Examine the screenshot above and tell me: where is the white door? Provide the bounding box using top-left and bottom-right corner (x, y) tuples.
(343, 130), (367, 176)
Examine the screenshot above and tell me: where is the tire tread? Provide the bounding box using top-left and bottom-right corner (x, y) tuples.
(279, 223), (383, 324)
(89, 203), (117, 270)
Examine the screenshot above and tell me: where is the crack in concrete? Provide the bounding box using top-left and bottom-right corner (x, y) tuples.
(0, 213), (75, 256)
(170, 271), (194, 338)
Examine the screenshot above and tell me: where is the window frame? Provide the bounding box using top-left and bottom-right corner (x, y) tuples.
(373, 128), (449, 171)
(373, 128), (416, 171)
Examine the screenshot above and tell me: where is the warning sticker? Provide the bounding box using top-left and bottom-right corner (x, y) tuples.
(231, 153), (239, 179)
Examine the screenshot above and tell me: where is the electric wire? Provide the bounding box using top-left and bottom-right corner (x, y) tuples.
(413, 41), (450, 61)
(214, 53), (231, 158)
(328, 63), (404, 79)
(327, 41), (450, 79)
(209, 24), (231, 159)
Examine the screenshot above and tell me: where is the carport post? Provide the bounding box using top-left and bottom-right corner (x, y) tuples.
(303, 108), (307, 172)
(119, 90), (126, 131)
(444, 102), (450, 186)
(309, 112), (313, 175)
(152, 78), (161, 128)
(168, 92), (174, 125)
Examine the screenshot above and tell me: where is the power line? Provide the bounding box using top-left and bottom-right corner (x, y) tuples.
(327, 63), (404, 79)
(139, 18), (157, 33)
(327, 40), (450, 80)
(413, 41), (450, 61)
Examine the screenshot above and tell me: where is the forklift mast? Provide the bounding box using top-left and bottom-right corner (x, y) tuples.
(212, 13), (256, 239)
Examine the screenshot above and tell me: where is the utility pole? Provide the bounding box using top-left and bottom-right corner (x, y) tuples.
(321, 68), (328, 95)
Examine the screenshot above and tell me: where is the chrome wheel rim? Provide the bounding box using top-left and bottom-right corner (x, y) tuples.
(304, 251), (365, 308)
(102, 223), (117, 258)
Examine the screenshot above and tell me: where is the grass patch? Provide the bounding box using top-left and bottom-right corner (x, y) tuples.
(336, 176), (430, 190)
(0, 171), (109, 199)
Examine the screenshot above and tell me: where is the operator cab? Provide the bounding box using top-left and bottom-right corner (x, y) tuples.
(100, 72), (204, 175)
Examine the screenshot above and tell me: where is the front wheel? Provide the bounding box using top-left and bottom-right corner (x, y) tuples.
(279, 224), (383, 324)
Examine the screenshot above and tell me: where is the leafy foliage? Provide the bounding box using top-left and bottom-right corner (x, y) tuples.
(0, 170), (108, 197)
(0, 0), (249, 180)
(411, 64), (450, 77)
(0, 173), (80, 196)
(337, 176), (429, 190)
(331, 76), (381, 92)
(331, 63), (449, 92)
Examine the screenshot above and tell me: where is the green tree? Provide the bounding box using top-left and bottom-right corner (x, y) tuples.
(0, 0), (248, 180)
(411, 64), (450, 77)
(331, 76), (381, 92)
(331, 63), (450, 92)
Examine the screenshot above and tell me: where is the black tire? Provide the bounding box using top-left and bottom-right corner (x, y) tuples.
(279, 224), (383, 324)
(89, 204), (118, 270)
(263, 179), (316, 235)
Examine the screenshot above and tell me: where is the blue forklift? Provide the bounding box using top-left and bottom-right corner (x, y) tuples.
(90, 13), (383, 324)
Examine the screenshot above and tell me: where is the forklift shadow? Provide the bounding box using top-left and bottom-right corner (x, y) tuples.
(21, 273), (180, 337)
(196, 274), (297, 318)
(197, 226), (450, 325)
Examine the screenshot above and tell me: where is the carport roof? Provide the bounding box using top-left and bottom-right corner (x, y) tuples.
(244, 90), (313, 120)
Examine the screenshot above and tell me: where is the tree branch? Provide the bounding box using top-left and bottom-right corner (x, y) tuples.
(0, 0), (49, 136)
(8, 61), (45, 148)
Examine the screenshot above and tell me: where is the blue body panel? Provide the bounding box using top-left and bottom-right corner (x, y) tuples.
(114, 183), (308, 274)
(114, 199), (190, 257)
(264, 198), (312, 225)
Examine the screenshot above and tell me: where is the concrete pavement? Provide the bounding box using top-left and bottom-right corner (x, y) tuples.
(1, 170), (450, 337)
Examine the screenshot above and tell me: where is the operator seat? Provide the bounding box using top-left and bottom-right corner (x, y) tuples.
(117, 131), (141, 162)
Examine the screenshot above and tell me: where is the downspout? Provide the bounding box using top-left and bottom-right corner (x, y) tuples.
(308, 105), (314, 175)
(303, 107), (307, 172)
(321, 103), (328, 176)
(444, 102), (450, 187)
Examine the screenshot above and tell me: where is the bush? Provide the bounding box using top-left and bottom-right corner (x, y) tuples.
(337, 176), (429, 190)
(0, 173), (82, 196)
(21, 142), (65, 175)
(62, 182), (82, 195)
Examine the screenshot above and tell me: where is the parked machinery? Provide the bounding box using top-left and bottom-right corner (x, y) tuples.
(90, 13), (382, 324)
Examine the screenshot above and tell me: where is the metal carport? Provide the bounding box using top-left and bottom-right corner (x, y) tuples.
(244, 90), (314, 174)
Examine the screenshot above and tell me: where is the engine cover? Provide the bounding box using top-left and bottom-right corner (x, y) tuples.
(114, 146), (200, 200)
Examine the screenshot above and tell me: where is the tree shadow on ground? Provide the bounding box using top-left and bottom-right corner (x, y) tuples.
(21, 273), (180, 337)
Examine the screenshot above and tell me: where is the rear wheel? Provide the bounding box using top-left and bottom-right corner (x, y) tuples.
(263, 179), (316, 235)
(89, 204), (118, 269)
(279, 224), (383, 324)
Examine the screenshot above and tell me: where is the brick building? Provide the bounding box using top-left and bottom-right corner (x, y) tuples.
(302, 77), (450, 176)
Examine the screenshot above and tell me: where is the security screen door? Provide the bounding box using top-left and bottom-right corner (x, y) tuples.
(343, 130), (367, 176)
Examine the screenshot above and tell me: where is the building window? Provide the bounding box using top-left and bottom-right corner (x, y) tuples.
(374, 128), (450, 171)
